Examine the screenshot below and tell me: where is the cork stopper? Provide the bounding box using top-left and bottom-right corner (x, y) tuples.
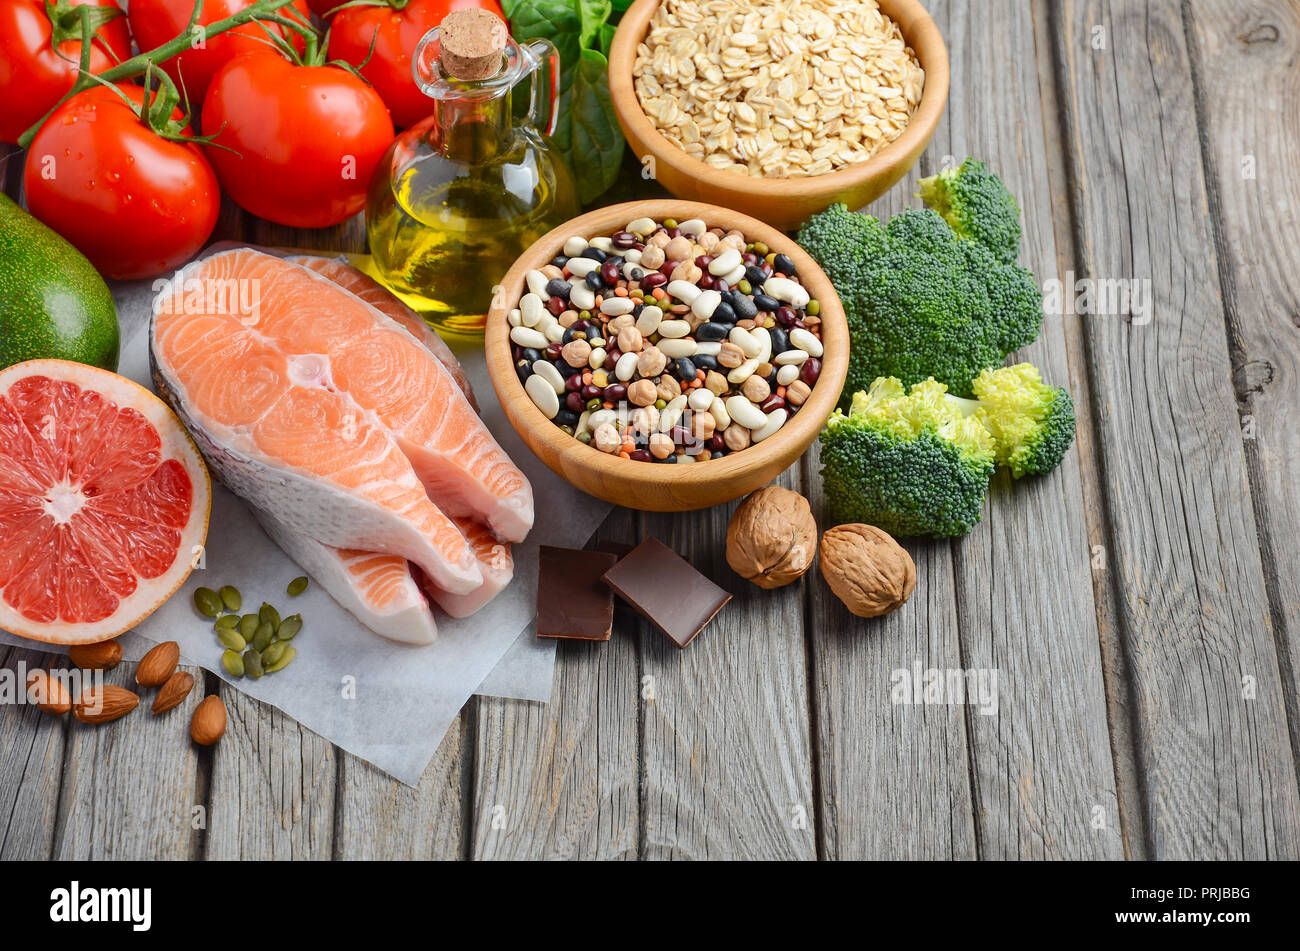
(439, 9), (508, 81)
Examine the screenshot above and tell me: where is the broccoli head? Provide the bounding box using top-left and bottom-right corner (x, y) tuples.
(972, 363), (1076, 478)
(918, 157), (1023, 264)
(819, 376), (996, 538)
(798, 203), (1042, 401)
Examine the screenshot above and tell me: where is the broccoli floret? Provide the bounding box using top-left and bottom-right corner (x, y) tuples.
(799, 203), (1043, 400)
(918, 157), (1023, 264)
(972, 363), (1076, 478)
(819, 376), (996, 538)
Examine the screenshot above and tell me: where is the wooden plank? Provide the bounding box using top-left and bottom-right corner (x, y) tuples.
(927, 0), (1122, 858)
(1183, 0), (1300, 800)
(639, 468), (816, 860)
(0, 645), (66, 860)
(471, 511), (640, 860)
(1050, 0), (1300, 857)
(54, 661), (206, 859)
(334, 712), (471, 859)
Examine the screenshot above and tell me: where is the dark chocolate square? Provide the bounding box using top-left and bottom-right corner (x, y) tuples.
(537, 546), (618, 641)
(600, 537), (731, 648)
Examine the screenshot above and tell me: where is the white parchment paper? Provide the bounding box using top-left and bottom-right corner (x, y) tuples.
(0, 260), (611, 785)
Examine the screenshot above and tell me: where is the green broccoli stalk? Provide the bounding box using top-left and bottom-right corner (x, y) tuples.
(819, 377), (996, 538)
(798, 203), (1042, 401)
(918, 157), (1023, 265)
(972, 363), (1076, 478)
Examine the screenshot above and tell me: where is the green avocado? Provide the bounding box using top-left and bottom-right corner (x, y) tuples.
(0, 193), (119, 371)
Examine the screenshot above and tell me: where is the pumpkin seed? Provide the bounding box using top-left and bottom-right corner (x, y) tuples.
(214, 614), (240, 630)
(219, 585), (242, 612)
(287, 576), (309, 596)
(243, 649), (264, 680)
(239, 613), (258, 639)
(194, 587), (222, 618)
(221, 649), (245, 678)
(277, 615), (302, 641)
(259, 602), (281, 632)
(217, 627), (247, 652)
(261, 641), (288, 668)
(252, 621), (275, 652)
(264, 646), (296, 674)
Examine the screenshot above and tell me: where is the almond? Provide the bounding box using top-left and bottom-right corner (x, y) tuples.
(190, 695), (227, 746)
(67, 640), (122, 671)
(136, 640), (180, 687)
(25, 670), (71, 716)
(152, 670), (195, 715)
(73, 684), (140, 724)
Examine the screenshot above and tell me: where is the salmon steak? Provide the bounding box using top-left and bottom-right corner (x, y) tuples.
(150, 249), (533, 596)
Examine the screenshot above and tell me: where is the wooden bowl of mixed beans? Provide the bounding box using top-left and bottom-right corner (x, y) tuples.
(484, 200), (848, 511)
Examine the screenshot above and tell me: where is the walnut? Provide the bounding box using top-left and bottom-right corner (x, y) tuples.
(819, 524), (916, 618)
(725, 486), (818, 589)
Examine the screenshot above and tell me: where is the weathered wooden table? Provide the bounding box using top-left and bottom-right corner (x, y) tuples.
(3, 0), (1297, 861)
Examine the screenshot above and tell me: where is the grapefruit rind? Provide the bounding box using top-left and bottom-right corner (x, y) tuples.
(0, 359), (212, 645)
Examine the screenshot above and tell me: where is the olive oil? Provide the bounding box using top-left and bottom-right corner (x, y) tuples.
(365, 16), (578, 342)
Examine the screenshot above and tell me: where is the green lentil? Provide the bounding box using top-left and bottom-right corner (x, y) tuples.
(737, 279), (752, 294)
(662, 217), (678, 229)
(806, 299), (820, 316)
(752, 241), (769, 256)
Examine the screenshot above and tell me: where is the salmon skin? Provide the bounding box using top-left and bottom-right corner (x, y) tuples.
(286, 255), (479, 413)
(149, 249), (534, 593)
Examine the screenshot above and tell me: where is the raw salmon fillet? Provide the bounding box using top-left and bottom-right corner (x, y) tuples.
(286, 255), (478, 412)
(425, 516), (514, 619)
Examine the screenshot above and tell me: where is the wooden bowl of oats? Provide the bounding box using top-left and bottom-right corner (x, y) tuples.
(608, 0), (948, 231)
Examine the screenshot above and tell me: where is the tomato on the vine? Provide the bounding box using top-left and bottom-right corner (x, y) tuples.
(0, 0), (132, 144)
(328, 0), (505, 129)
(128, 0), (311, 111)
(203, 49), (394, 228)
(24, 85), (221, 279)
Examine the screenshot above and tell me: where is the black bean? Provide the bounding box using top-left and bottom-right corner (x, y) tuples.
(514, 359), (531, 384)
(696, 321), (729, 342)
(550, 254), (569, 269)
(629, 267), (644, 282)
(555, 408), (580, 428)
(773, 253), (796, 276)
(520, 347), (542, 364)
(559, 361), (583, 378)
(545, 278), (571, 299)
(768, 327), (790, 355)
(730, 291), (757, 320)
(579, 248), (607, 262)
(585, 270), (604, 291)
(712, 300), (736, 324)
(561, 326), (579, 344)
(672, 357), (697, 380)
(655, 453), (676, 463)
(745, 265), (768, 286)
(753, 293), (781, 312)
(693, 354), (719, 371)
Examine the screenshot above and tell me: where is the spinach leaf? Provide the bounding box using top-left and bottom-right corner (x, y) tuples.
(598, 21), (616, 57)
(577, 0), (611, 47)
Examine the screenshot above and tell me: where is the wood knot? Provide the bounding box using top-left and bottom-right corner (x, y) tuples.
(1238, 22), (1280, 46)
(1233, 359), (1275, 398)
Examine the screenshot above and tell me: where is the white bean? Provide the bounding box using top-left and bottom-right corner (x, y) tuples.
(627, 216), (656, 235)
(727, 356), (760, 384)
(589, 236), (613, 252)
(507, 308), (522, 327)
(615, 351), (640, 382)
(587, 409), (617, 431)
(729, 326), (761, 358)
(658, 394), (689, 432)
(658, 338), (698, 358)
(789, 327), (824, 357)
(622, 248), (642, 264)
(569, 283), (596, 311)
(576, 410), (592, 436)
(563, 236), (588, 257)
(588, 347), (607, 370)
(525, 374), (560, 419)
(694, 341), (722, 356)
(691, 289), (721, 320)
(635, 305), (663, 335)
(687, 388), (714, 412)
(761, 276), (810, 308)
(774, 348), (809, 366)
(751, 409), (788, 443)
(519, 293), (544, 327)
(544, 322), (566, 343)
(657, 319), (691, 339)
(532, 360), (565, 394)
(777, 364), (801, 386)
(677, 218), (706, 236)
(510, 326), (548, 349)
(600, 296), (635, 316)
(751, 325), (772, 363)
(708, 248), (741, 276)
(566, 256), (598, 277)
(725, 395), (768, 430)
(710, 396), (731, 430)
(723, 264), (747, 287)
(525, 269), (550, 298)
(666, 280), (701, 304)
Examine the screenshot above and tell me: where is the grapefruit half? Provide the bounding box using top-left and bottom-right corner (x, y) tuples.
(0, 359), (211, 644)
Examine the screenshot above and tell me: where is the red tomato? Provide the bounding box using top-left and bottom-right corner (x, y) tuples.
(0, 0), (132, 144)
(329, 0), (504, 129)
(24, 86), (221, 279)
(203, 50), (394, 228)
(306, 0), (340, 17)
(128, 0), (312, 111)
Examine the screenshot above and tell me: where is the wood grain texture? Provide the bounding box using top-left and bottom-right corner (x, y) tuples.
(54, 662), (205, 859)
(471, 511), (640, 859)
(1182, 0), (1300, 799)
(1051, 0), (1300, 858)
(639, 467), (817, 860)
(0, 646), (66, 859)
(930, 0), (1122, 859)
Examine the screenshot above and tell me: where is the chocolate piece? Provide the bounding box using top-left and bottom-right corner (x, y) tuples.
(593, 539), (635, 559)
(537, 546), (617, 641)
(601, 537), (731, 648)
